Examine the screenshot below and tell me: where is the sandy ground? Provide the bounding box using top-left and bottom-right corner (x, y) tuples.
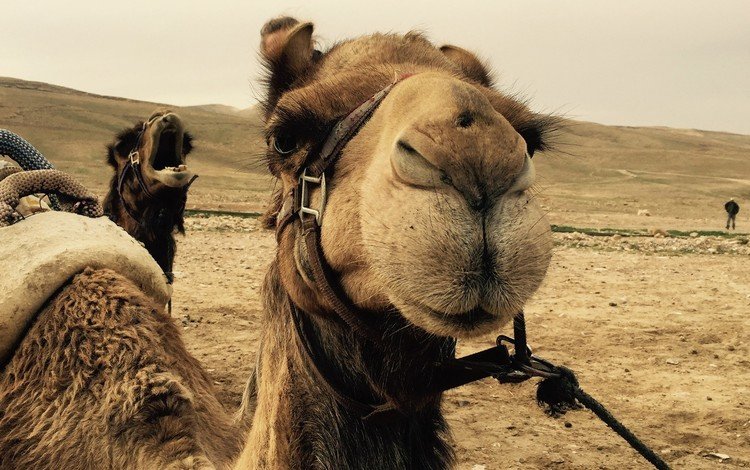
(173, 215), (749, 469)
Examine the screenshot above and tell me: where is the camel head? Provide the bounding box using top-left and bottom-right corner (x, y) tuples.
(262, 18), (556, 339)
(107, 110), (195, 195)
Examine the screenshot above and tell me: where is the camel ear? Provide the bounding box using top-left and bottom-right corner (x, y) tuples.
(440, 45), (493, 87)
(261, 17), (315, 92)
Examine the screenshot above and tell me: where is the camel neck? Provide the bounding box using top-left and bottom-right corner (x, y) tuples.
(247, 265), (456, 469)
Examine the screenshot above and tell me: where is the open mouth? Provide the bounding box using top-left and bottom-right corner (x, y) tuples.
(141, 112), (196, 188)
(152, 129), (183, 171)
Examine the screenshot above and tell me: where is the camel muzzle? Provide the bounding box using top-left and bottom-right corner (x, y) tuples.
(141, 112), (196, 188)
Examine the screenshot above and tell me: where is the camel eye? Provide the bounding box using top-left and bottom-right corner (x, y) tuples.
(273, 132), (298, 155)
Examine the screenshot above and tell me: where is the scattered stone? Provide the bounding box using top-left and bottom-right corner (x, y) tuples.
(637, 209), (651, 216)
(648, 227), (668, 237)
(707, 396), (713, 401)
(471, 465), (486, 470)
(609, 302), (618, 307)
(705, 453), (731, 462)
(564, 422), (572, 428)
(666, 358), (680, 365)
(690, 232), (699, 237)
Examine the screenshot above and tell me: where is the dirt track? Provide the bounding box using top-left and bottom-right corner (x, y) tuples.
(173, 215), (749, 469)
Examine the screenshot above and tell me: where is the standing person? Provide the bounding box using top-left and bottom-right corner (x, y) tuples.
(725, 198), (740, 230)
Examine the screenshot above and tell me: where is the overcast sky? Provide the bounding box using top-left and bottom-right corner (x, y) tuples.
(2, 1), (749, 134)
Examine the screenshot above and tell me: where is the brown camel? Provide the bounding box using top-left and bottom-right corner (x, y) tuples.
(0, 17), (557, 469)
(103, 110), (197, 279)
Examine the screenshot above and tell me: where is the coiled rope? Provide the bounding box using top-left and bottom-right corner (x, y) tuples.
(0, 169), (102, 227)
(0, 129), (61, 209)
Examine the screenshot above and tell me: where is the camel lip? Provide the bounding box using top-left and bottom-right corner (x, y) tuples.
(425, 306), (498, 330)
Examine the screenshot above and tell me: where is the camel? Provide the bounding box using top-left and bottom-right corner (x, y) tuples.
(0, 17), (557, 469)
(102, 110), (197, 280)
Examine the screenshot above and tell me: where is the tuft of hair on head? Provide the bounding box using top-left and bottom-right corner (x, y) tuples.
(106, 123), (143, 167)
(439, 44), (495, 87)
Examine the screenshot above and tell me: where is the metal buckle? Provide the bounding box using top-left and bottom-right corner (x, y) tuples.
(298, 168), (327, 225)
(128, 151), (140, 165)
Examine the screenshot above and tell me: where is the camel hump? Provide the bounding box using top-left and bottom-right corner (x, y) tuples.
(0, 211), (171, 366)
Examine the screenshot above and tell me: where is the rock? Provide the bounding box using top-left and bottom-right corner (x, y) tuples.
(690, 232), (699, 237)
(471, 465), (486, 470)
(706, 453), (731, 461)
(609, 301), (618, 307)
(637, 209), (651, 216)
(666, 358), (680, 365)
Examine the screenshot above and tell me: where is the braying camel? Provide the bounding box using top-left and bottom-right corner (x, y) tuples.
(0, 17), (561, 469)
(103, 110), (197, 281)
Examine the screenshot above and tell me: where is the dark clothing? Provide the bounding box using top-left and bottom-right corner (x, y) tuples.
(725, 201), (740, 216)
(725, 200), (740, 229)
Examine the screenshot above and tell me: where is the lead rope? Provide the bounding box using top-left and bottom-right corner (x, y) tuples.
(512, 314), (671, 470)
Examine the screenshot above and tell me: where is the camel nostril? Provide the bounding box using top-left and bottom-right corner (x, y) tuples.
(398, 140), (417, 154)
(456, 111), (474, 128)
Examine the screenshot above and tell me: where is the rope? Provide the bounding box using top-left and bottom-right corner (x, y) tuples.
(575, 387), (671, 470)
(0, 129), (61, 210)
(536, 366), (671, 469)
(0, 169), (102, 226)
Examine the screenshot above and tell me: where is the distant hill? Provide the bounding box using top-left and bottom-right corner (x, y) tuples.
(0, 76), (269, 212)
(1, 76), (748, 229)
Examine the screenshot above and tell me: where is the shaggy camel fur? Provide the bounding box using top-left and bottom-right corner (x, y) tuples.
(0, 17), (556, 470)
(103, 110), (196, 277)
(0, 268), (243, 469)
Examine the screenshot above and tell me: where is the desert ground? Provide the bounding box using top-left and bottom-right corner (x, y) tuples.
(173, 215), (749, 470)
(2, 78), (750, 468)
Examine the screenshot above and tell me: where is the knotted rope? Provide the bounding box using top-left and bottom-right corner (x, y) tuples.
(0, 169), (102, 227)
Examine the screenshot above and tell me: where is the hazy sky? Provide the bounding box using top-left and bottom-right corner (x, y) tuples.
(3, 1), (749, 134)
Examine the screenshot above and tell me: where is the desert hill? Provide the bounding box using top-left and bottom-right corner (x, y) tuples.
(1, 76), (748, 230)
